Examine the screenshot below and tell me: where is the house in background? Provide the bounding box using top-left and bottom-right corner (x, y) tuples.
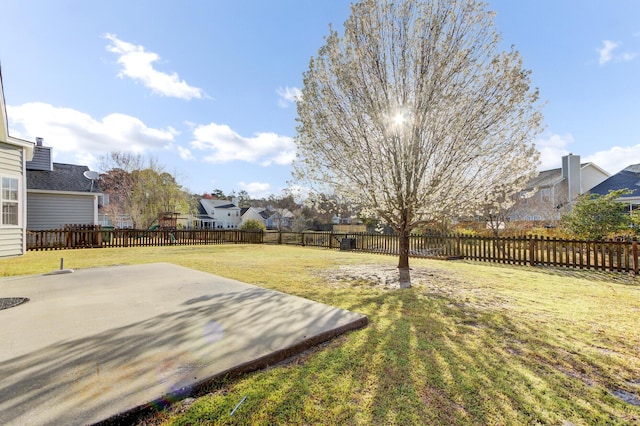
(508, 154), (610, 225)
(0, 69), (34, 257)
(195, 198), (242, 229)
(588, 164), (640, 210)
(26, 139), (102, 230)
(240, 206), (269, 228)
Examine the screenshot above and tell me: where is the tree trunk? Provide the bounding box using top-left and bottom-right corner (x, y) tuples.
(398, 228), (411, 288)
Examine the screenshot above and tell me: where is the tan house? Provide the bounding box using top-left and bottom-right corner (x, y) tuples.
(509, 154), (610, 226)
(0, 69), (35, 256)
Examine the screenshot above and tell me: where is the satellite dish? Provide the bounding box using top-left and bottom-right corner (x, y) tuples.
(83, 170), (99, 180)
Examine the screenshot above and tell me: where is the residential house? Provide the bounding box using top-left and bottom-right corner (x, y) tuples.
(508, 154), (610, 225)
(240, 206), (269, 228)
(195, 198), (242, 229)
(26, 139), (103, 230)
(265, 208), (294, 230)
(588, 164), (640, 210)
(0, 69), (35, 256)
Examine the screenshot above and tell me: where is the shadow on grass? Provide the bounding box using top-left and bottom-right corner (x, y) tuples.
(170, 285), (640, 425)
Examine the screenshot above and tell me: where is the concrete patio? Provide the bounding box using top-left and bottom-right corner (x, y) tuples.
(0, 263), (368, 425)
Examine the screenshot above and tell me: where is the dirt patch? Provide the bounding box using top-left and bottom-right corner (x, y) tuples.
(316, 264), (514, 312)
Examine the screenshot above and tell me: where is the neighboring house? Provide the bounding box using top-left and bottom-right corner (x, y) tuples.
(509, 154), (610, 224)
(0, 69), (35, 256)
(588, 164), (640, 210)
(265, 209), (294, 230)
(195, 198), (242, 229)
(26, 139), (102, 230)
(240, 206), (269, 228)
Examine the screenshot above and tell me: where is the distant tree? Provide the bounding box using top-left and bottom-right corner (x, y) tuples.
(236, 190), (252, 207)
(294, 0), (543, 287)
(561, 189), (632, 240)
(210, 189), (228, 200)
(240, 219), (266, 231)
(99, 153), (191, 228)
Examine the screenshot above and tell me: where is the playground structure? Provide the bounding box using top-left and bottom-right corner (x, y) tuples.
(156, 212), (180, 231)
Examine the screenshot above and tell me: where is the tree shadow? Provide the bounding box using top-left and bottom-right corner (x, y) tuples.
(0, 283), (365, 425)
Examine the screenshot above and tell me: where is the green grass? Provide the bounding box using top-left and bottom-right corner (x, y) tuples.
(2, 245), (639, 425)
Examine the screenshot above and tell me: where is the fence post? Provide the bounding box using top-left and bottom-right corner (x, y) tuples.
(633, 237), (638, 275)
(529, 235), (537, 266)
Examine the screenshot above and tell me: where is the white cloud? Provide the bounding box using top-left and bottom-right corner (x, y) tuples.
(190, 122), (296, 166)
(535, 133), (574, 170)
(598, 40), (618, 65)
(238, 181), (272, 199)
(177, 145), (194, 160)
(7, 102), (175, 166)
(584, 144), (640, 175)
(104, 33), (204, 100)
(597, 39), (636, 65)
(276, 86), (302, 108)
(621, 52), (637, 61)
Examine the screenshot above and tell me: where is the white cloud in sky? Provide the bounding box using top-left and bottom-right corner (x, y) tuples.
(104, 33), (204, 100)
(238, 181), (272, 199)
(7, 102), (175, 166)
(190, 122), (296, 166)
(535, 133), (573, 170)
(597, 39), (636, 65)
(177, 145), (194, 160)
(584, 144), (640, 175)
(598, 40), (618, 65)
(276, 86), (302, 108)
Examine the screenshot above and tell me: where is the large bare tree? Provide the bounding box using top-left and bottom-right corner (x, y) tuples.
(293, 0), (543, 287)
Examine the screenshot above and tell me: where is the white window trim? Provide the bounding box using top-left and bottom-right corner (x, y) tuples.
(1, 174), (22, 228)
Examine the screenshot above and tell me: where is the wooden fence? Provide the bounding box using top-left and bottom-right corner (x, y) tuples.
(26, 228), (639, 274)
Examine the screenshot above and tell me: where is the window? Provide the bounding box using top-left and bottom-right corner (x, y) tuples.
(541, 188), (550, 203)
(1, 176), (19, 226)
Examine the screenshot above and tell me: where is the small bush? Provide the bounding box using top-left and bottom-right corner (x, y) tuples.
(240, 219), (266, 231)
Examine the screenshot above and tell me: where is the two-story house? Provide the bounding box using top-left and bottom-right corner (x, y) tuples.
(195, 198), (242, 229)
(508, 154), (610, 226)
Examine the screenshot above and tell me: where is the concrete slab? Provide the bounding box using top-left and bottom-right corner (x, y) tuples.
(0, 263), (367, 425)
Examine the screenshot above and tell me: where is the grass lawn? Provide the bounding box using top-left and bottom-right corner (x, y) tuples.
(2, 245), (639, 425)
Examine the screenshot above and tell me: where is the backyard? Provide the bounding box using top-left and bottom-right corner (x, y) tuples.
(1, 245), (639, 425)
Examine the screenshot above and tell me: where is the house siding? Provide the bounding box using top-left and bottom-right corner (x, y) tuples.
(25, 145), (52, 171)
(0, 142), (25, 256)
(0, 142), (24, 174)
(27, 193), (95, 230)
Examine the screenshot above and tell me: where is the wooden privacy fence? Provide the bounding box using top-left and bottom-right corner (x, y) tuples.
(26, 229), (639, 274)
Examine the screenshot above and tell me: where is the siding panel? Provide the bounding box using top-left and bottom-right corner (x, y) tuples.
(27, 193), (95, 230)
(0, 142), (23, 174)
(0, 228), (23, 257)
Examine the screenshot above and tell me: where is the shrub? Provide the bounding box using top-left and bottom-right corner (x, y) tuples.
(240, 219), (266, 231)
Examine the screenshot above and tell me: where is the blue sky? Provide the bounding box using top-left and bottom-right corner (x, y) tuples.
(1, 1), (639, 198)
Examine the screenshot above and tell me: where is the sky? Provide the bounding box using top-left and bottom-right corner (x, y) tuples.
(1, 1), (639, 199)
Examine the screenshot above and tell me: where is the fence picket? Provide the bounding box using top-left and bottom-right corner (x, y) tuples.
(25, 229), (639, 274)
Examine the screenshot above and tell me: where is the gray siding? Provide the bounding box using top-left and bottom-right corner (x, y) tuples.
(27, 193), (95, 230)
(0, 142), (23, 174)
(25, 145), (52, 171)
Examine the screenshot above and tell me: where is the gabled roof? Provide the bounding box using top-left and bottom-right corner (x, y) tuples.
(589, 164), (640, 199)
(27, 163), (102, 193)
(199, 198), (240, 216)
(525, 162), (603, 190)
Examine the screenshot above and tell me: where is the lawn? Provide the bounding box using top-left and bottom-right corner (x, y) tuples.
(2, 245), (639, 425)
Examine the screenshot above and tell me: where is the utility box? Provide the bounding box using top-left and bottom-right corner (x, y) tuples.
(340, 237), (356, 251)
